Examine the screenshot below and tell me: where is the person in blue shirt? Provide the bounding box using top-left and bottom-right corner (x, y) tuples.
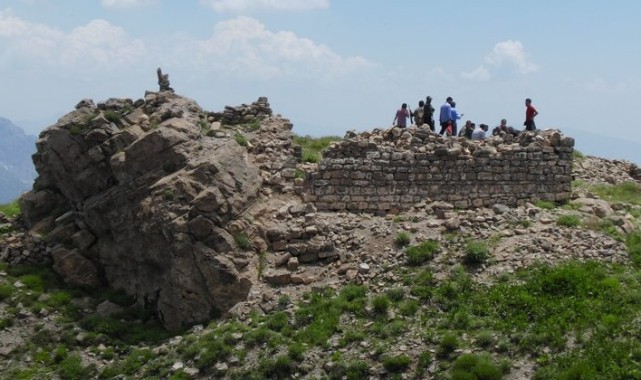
(449, 101), (463, 137)
(439, 97), (453, 135)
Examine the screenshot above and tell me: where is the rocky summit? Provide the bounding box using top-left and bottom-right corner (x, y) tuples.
(16, 91), (292, 331)
(2, 86), (641, 379)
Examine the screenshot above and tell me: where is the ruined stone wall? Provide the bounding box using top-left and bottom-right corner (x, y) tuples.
(306, 128), (574, 212)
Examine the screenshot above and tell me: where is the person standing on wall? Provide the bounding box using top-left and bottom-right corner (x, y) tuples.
(439, 97), (453, 135)
(524, 98), (539, 131)
(393, 103), (410, 128)
(449, 101), (463, 137)
(423, 96), (435, 131)
(414, 100), (425, 126)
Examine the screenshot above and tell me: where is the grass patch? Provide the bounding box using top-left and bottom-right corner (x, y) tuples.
(394, 231), (411, 247)
(405, 239), (439, 266)
(382, 354), (411, 373)
(0, 200), (20, 217)
(591, 182), (641, 205)
(535, 200), (556, 210)
(233, 232), (251, 250)
(450, 353), (503, 380)
(556, 214), (581, 227)
(463, 239), (490, 265)
(234, 133), (248, 147)
(293, 134), (342, 163)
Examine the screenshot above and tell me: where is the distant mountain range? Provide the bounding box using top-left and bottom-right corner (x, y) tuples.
(0, 117), (37, 203)
(563, 127), (641, 166)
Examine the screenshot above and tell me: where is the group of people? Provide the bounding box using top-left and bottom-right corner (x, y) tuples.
(393, 96), (539, 140)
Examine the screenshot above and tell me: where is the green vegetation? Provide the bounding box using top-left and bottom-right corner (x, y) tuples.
(556, 214), (582, 227)
(591, 181), (641, 205)
(450, 353), (503, 380)
(233, 232), (251, 250)
(103, 110), (123, 125)
(463, 239), (490, 265)
(234, 133), (248, 147)
(572, 149), (585, 160)
(394, 231), (411, 247)
(293, 134), (342, 163)
(405, 239), (439, 265)
(0, 200), (20, 217)
(534, 200), (556, 210)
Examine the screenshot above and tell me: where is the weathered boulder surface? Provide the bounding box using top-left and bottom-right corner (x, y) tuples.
(20, 91), (270, 330)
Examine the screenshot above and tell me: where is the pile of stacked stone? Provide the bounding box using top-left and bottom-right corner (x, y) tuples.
(206, 97), (272, 125)
(306, 126), (575, 213)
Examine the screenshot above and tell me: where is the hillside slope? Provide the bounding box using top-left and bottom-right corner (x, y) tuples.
(0, 94), (640, 379)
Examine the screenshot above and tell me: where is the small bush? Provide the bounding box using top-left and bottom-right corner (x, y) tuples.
(382, 354), (411, 373)
(103, 110), (122, 124)
(58, 354), (95, 380)
(0, 284), (13, 300)
(535, 200), (556, 210)
(398, 299), (420, 316)
(476, 331), (495, 348)
(234, 133), (248, 147)
(19, 274), (46, 293)
(386, 287), (405, 302)
(395, 232), (411, 247)
(557, 214), (581, 227)
(371, 295), (390, 316)
(464, 240), (489, 265)
(406, 239), (439, 265)
(438, 334), (459, 357)
(301, 150), (320, 163)
(233, 232), (251, 250)
(450, 353), (502, 380)
(627, 232), (641, 266)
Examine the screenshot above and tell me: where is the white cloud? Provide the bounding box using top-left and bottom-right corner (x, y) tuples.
(101, 0), (158, 9)
(200, 0), (329, 13)
(462, 40), (538, 81)
(186, 16), (370, 80)
(0, 12), (146, 70)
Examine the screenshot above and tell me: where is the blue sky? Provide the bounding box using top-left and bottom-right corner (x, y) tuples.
(1, 0), (640, 163)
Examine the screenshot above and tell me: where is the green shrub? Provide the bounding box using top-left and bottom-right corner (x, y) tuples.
(573, 150), (585, 160)
(0, 284), (13, 300)
(438, 334), (459, 357)
(591, 181), (641, 205)
(103, 110), (122, 124)
(627, 232), (641, 266)
(395, 232), (411, 247)
(19, 274), (45, 293)
(301, 150), (320, 163)
(287, 342), (306, 361)
(58, 354), (94, 380)
(476, 331), (495, 348)
(259, 355), (294, 379)
(557, 214), (581, 227)
(122, 348), (154, 375)
(535, 200), (556, 210)
(371, 295), (390, 316)
(464, 240), (490, 265)
(233, 232), (251, 250)
(386, 287), (405, 302)
(266, 311), (289, 332)
(0, 200), (20, 217)
(234, 133), (248, 147)
(406, 239), (439, 265)
(450, 353), (502, 380)
(382, 354), (411, 373)
(398, 299), (420, 316)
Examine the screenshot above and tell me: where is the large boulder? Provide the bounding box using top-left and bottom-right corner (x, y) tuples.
(21, 91), (267, 331)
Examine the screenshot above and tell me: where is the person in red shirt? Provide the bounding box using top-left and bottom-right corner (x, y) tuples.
(393, 103), (410, 128)
(524, 98), (539, 131)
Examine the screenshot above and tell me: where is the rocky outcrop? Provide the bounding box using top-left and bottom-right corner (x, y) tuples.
(18, 91), (289, 331)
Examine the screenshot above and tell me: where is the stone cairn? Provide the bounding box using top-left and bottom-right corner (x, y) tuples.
(305, 126), (575, 213)
(156, 67), (174, 92)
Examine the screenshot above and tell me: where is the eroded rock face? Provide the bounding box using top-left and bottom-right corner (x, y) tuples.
(20, 91), (266, 330)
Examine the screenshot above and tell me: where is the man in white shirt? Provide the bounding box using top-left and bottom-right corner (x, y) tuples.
(471, 124), (489, 141)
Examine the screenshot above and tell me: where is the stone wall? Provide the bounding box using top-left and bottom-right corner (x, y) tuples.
(306, 127), (574, 212)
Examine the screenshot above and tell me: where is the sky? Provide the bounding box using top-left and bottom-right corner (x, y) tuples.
(1, 0), (641, 164)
